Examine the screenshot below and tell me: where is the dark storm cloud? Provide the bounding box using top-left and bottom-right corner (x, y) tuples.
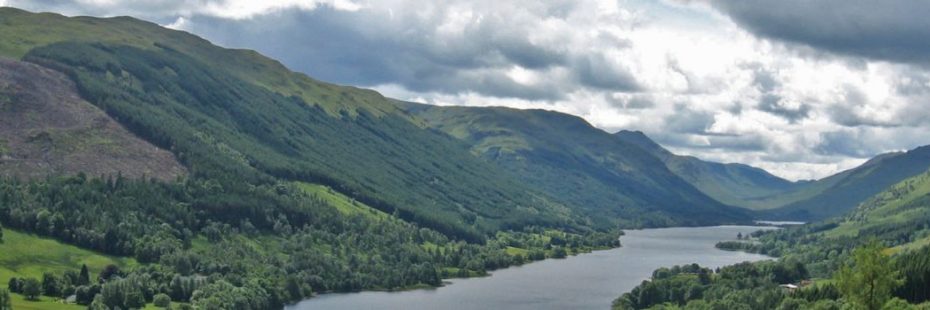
(712, 0), (930, 65)
(816, 131), (877, 158)
(572, 54), (641, 91)
(605, 94), (654, 110)
(176, 7), (572, 100)
(3, 1), (641, 100)
(704, 135), (767, 152)
(665, 105), (713, 134)
(744, 63), (809, 122)
(647, 131), (767, 153)
(751, 67), (777, 92)
(758, 94), (809, 123)
(6, 0), (187, 23)
(826, 86), (898, 128)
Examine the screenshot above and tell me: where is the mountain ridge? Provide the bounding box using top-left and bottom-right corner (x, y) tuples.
(613, 129), (802, 209)
(762, 145), (930, 221)
(398, 102), (752, 227)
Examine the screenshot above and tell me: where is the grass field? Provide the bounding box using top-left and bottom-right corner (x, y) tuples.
(296, 182), (390, 220)
(9, 292), (176, 309)
(0, 229), (135, 285)
(887, 235), (930, 255)
(9, 293), (84, 310)
(0, 228), (180, 309)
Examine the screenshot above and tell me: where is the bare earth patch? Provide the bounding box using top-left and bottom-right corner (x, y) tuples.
(0, 57), (185, 180)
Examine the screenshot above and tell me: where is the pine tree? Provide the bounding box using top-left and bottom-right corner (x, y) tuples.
(79, 264), (91, 285)
(0, 288), (11, 310)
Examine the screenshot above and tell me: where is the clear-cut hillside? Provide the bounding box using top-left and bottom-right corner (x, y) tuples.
(0, 57), (185, 180)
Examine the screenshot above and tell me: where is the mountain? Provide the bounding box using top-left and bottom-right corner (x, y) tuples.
(0, 7), (404, 119)
(614, 130), (802, 209)
(761, 146), (930, 221)
(0, 7), (585, 242)
(398, 102), (751, 227)
(0, 8), (634, 308)
(614, 167), (930, 310)
(825, 167), (930, 250)
(613, 129), (930, 221)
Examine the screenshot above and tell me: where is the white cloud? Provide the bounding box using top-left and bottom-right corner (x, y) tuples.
(7, 0), (364, 19)
(164, 16), (187, 29)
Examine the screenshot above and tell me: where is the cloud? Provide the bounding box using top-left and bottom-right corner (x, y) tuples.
(710, 0), (930, 65)
(164, 2), (591, 101)
(7, 0), (363, 19)
(572, 53), (641, 91)
(664, 104), (714, 134)
(605, 93), (655, 110)
(758, 94), (810, 122)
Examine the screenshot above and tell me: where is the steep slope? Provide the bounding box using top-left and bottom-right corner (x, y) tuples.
(824, 167), (930, 244)
(0, 57), (185, 180)
(0, 8), (590, 241)
(718, 167), (930, 277)
(762, 146), (930, 221)
(614, 130), (801, 209)
(0, 7), (407, 119)
(615, 168), (930, 310)
(399, 102), (751, 227)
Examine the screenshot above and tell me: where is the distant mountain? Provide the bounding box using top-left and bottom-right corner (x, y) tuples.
(761, 146), (930, 221)
(614, 130), (802, 209)
(399, 102), (751, 227)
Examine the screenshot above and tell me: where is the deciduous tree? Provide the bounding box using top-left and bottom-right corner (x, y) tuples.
(836, 240), (903, 310)
(22, 278), (41, 300)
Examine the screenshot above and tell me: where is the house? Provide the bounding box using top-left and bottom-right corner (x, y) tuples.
(779, 284), (799, 293)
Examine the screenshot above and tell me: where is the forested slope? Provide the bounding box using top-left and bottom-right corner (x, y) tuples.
(761, 146), (930, 221)
(0, 8), (628, 309)
(15, 27), (580, 241)
(615, 167), (930, 310)
(399, 102), (751, 227)
(614, 130), (802, 209)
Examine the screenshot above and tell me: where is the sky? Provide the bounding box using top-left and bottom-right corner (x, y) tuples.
(7, 0), (930, 181)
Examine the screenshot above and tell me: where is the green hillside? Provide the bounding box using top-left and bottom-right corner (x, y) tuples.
(0, 8), (630, 309)
(0, 229), (134, 282)
(733, 167), (930, 273)
(614, 130), (802, 209)
(2, 9), (584, 240)
(616, 168), (930, 310)
(0, 7), (404, 119)
(761, 146), (930, 221)
(825, 168), (930, 243)
(399, 102), (751, 227)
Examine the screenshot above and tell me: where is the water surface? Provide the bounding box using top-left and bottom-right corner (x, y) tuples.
(288, 225), (774, 310)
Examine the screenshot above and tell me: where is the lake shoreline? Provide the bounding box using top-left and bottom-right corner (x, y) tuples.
(288, 225), (776, 310)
